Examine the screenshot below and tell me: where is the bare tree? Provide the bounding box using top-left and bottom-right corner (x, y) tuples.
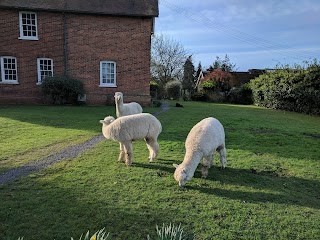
(151, 34), (189, 86)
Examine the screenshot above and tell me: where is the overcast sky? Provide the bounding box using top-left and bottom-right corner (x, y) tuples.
(155, 0), (320, 71)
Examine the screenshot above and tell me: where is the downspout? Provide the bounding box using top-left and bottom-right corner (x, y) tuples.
(63, 12), (68, 76)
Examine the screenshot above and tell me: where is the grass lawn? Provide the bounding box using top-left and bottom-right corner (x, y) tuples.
(0, 101), (319, 239)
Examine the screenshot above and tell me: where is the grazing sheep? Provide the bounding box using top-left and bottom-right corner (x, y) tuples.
(114, 92), (143, 118)
(100, 113), (162, 166)
(173, 117), (227, 186)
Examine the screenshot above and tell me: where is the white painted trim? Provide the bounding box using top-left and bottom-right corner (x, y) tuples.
(99, 61), (117, 87)
(37, 58), (54, 84)
(0, 56), (18, 84)
(19, 11), (38, 41)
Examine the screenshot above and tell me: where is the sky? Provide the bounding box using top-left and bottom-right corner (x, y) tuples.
(155, 0), (320, 71)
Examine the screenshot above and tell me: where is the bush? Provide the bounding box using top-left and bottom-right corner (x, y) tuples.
(150, 80), (159, 100)
(165, 80), (182, 100)
(228, 83), (253, 105)
(41, 75), (84, 105)
(250, 60), (320, 115)
(201, 80), (215, 90)
(150, 80), (159, 92)
(191, 91), (207, 101)
(152, 100), (162, 107)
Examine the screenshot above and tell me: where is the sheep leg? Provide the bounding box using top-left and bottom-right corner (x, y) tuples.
(123, 141), (133, 166)
(118, 142), (125, 162)
(201, 155), (213, 178)
(218, 145), (227, 169)
(145, 138), (159, 162)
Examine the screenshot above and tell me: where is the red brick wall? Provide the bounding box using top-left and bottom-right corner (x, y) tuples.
(0, 9), (153, 105)
(0, 9), (65, 104)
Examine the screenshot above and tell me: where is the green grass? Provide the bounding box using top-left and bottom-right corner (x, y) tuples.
(0, 102), (319, 239)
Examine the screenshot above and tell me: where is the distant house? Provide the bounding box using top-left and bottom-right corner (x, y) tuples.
(0, 0), (159, 105)
(195, 69), (264, 91)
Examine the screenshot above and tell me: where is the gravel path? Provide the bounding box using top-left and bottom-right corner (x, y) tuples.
(0, 102), (170, 185)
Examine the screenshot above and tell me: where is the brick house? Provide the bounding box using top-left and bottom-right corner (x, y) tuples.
(0, 0), (159, 105)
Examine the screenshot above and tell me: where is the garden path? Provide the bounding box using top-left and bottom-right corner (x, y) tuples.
(0, 102), (170, 185)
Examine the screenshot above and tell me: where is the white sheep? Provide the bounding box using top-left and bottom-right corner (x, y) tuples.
(100, 113), (162, 166)
(173, 117), (227, 186)
(114, 92), (143, 118)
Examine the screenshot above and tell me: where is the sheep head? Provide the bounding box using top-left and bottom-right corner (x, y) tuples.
(114, 92), (123, 102)
(99, 116), (115, 126)
(173, 163), (190, 187)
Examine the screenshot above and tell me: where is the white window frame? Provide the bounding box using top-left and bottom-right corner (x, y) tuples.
(0, 56), (18, 84)
(100, 61), (117, 87)
(19, 11), (38, 40)
(37, 58), (53, 84)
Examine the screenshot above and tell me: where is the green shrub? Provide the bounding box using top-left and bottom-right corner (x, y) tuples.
(150, 80), (159, 99)
(250, 60), (320, 115)
(165, 81), (182, 100)
(150, 80), (159, 92)
(191, 91), (207, 101)
(152, 100), (162, 107)
(228, 83), (253, 105)
(41, 75), (85, 105)
(201, 80), (215, 90)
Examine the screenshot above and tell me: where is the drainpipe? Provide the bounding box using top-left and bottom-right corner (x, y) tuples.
(63, 12), (68, 76)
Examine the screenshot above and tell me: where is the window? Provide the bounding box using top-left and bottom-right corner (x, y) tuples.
(0, 56), (18, 84)
(19, 11), (38, 40)
(100, 61), (116, 87)
(37, 58), (53, 84)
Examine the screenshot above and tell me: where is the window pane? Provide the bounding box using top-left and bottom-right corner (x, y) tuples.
(38, 59), (53, 82)
(20, 12), (37, 38)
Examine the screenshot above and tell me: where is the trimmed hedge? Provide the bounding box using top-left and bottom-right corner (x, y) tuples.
(250, 61), (320, 115)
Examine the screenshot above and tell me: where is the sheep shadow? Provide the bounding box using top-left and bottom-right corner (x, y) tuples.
(133, 158), (175, 175)
(134, 162), (320, 209)
(187, 166), (320, 209)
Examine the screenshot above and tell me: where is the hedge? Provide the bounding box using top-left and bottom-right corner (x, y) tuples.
(250, 60), (320, 115)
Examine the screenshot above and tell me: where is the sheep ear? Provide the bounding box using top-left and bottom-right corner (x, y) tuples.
(173, 163), (179, 168)
(99, 120), (105, 124)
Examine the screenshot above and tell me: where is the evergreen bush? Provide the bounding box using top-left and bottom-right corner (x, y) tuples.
(165, 81), (182, 100)
(250, 60), (320, 115)
(191, 91), (207, 101)
(41, 75), (84, 105)
(228, 83), (253, 105)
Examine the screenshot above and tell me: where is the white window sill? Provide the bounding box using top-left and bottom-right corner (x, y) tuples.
(19, 36), (39, 41)
(36, 82), (42, 85)
(99, 84), (117, 88)
(0, 81), (19, 85)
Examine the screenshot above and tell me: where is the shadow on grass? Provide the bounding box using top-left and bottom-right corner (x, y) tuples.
(134, 162), (320, 210)
(0, 105), (163, 132)
(200, 166), (320, 209)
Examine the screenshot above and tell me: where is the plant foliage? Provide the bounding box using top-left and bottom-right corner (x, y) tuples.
(250, 60), (320, 114)
(165, 80), (182, 100)
(41, 75), (84, 105)
(71, 228), (110, 240)
(203, 69), (232, 93)
(148, 223), (195, 240)
(228, 83), (253, 105)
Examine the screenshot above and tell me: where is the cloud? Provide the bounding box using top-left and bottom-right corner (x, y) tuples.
(157, 0), (320, 71)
